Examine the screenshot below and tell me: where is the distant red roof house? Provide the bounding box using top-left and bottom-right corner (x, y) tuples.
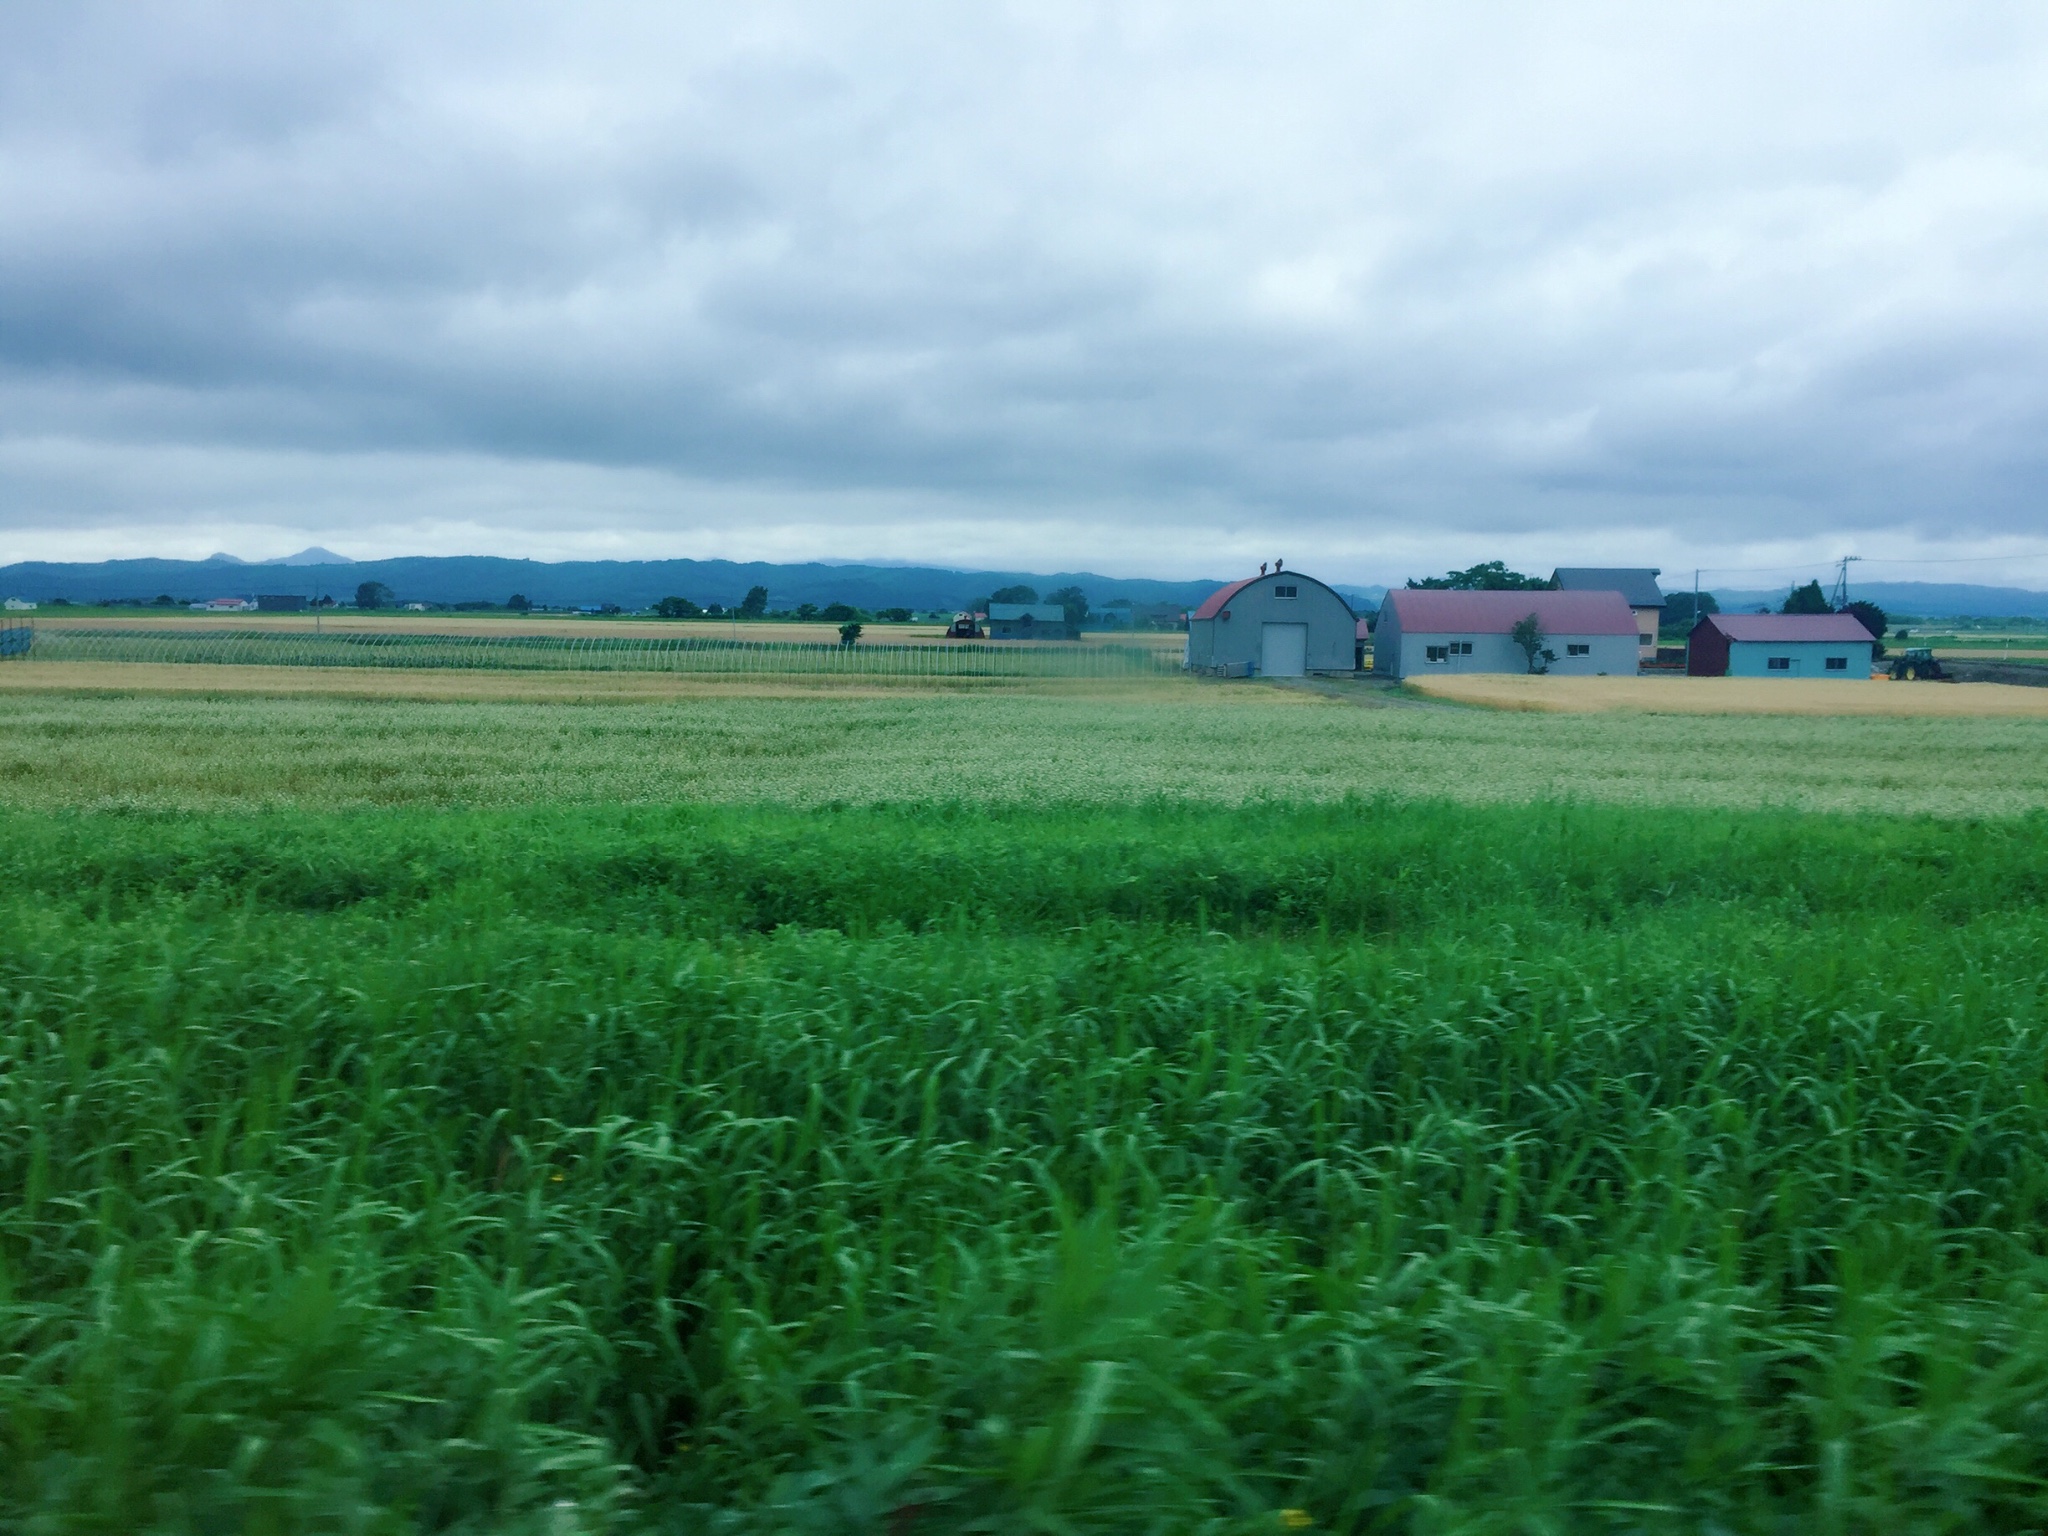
(1687, 611), (1878, 679)
(1693, 613), (1878, 643)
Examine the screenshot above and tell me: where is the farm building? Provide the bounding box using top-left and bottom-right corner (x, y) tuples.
(1686, 613), (1875, 679)
(4, 598), (36, 611)
(1551, 567), (1664, 654)
(1185, 570), (1357, 676)
(1373, 589), (1639, 679)
(987, 602), (1067, 640)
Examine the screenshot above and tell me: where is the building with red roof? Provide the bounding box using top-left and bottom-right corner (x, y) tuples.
(1687, 612), (1876, 678)
(1373, 588), (1639, 679)
(1184, 568), (1358, 676)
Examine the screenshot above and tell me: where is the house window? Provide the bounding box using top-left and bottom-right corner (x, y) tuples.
(1453, 641), (1473, 655)
(1639, 632), (1654, 645)
(1273, 584), (1298, 598)
(1767, 656), (1792, 671)
(1426, 645), (1449, 663)
(1825, 656), (1848, 670)
(1566, 643), (1590, 657)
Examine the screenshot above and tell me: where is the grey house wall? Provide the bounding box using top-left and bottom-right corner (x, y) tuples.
(1374, 618), (1638, 679)
(1186, 574), (1355, 673)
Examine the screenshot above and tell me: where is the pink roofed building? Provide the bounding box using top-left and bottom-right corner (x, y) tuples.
(1372, 588), (1640, 679)
(1686, 612), (1876, 679)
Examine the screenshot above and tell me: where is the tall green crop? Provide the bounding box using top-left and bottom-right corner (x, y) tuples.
(6, 797), (2048, 1530)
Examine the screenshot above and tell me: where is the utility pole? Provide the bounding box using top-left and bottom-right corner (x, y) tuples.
(1686, 568), (1700, 675)
(1831, 555), (1861, 611)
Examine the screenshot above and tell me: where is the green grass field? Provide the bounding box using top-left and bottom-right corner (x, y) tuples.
(7, 683), (2048, 1531)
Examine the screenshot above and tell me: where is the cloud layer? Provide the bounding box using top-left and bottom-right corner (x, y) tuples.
(6, 2), (2048, 583)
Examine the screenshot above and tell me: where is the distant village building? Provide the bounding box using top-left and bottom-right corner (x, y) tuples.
(1185, 570), (1357, 677)
(256, 594), (308, 612)
(1373, 589), (1639, 679)
(3, 598), (35, 611)
(190, 597), (254, 612)
(1686, 613), (1875, 679)
(986, 602), (1066, 640)
(1550, 568), (1665, 653)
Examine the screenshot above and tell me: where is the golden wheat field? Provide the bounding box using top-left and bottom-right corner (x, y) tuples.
(1407, 672), (2048, 716)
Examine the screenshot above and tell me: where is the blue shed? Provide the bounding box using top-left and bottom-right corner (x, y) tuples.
(1688, 613), (1876, 678)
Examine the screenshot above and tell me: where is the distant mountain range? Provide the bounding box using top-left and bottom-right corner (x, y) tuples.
(0, 553), (1386, 614)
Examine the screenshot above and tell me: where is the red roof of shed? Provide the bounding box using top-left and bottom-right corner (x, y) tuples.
(1382, 588), (1637, 635)
(1701, 613), (1877, 643)
(1189, 576), (1259, 620)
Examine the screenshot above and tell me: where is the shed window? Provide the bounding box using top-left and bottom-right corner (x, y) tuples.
(1767, 656), (1792, 671)
(1566, 643), (1590, 657)
(1452, 641), (1472, 655)
(1425, 645), (1449, 663)
(1824, 656), (1848, 671)
(1273, 584), (1298, 598)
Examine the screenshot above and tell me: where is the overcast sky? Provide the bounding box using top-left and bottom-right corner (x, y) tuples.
(5, 3), (2048, 586)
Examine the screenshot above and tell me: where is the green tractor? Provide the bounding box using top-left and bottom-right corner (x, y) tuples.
(1889, 646), (1947, 682)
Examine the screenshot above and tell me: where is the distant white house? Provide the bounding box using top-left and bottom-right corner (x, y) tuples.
(190, 597), (255, 612)
(3, 598), (35, 611)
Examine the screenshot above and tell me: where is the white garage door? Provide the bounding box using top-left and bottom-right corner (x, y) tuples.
(1261, 622), (1308, 677)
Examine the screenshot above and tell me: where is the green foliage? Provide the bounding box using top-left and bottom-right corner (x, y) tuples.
(820, 603), (861, 623)
(838, 620), (862, 647)
(990, 584), (1039, 604)
(741, 586), (769, 618)
(1845, 599), (1888, 648)
(1509, 611), (1549, 672)
(354, 580), (395, 610)
(9, 798), (2048, 1527)
(1406, 560), (1548, 590)
(655, 595), (703, 619)
(1783, 580), (1832, 614)
(508, 593), (531, 612)
(1047, 585), (1089, 638)
(1661, 590), (1718, 634)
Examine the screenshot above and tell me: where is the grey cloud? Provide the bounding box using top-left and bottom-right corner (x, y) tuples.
(5, 2), (2048, 581)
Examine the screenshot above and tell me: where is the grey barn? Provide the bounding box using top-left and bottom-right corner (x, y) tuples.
(1185, 570), (1356, 676)
(986, 602), (1067, 640)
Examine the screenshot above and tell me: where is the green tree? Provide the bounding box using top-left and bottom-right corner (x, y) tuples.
(990, 584), (1039, 604)
(838, 620), (863, 648)
(151, 594), (176, 607)
(821, 602), (861, 623)
(740, 586), (769, 618)
(355, 581), (394, 610)
(1661, 591), (1718, 635)
(1510, 613), (1551, 673)
(1408, 561), (1548, 591)
(1047, 585), (1089, 639)
(795, 603), (819, 622)
(1844, 599), (1888, 658)
(878, 607), (912, 623)
(1782, 580), (1831, 614)
(655, 596), (702, 619)
(507, 593), (530, 612)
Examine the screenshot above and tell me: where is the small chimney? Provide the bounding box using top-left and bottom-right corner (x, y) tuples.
(1275, 557), (1283, 571)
